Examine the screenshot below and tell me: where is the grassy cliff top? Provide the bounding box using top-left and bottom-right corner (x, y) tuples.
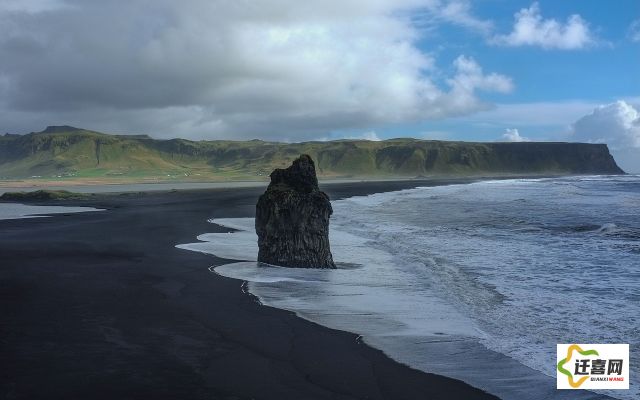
(0, 126), (624, 183)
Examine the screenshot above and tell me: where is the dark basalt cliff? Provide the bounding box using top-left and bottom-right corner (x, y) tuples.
(255, 155), (336, 269)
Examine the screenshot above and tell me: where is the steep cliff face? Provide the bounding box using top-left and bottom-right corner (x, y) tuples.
(255, 155), (336, 269)
(0, 126), (626, 179)
(368, 141), (624, 175)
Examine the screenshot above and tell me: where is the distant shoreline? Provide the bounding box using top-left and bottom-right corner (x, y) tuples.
(0, 172), (606, 195)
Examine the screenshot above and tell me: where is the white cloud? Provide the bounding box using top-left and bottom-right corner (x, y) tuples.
(629, 19), (640, 42)
(316, 130), (381, 142)
(436, 55), (513, 117)
(0, 0), (512, 140)
(570, 101), (640, 173)
(500, 128), (529, 142)
(343, 131), (382, 141)
(450, 55), (514, 93)
(571, 101), (640, 149)
(437, 0), (493, 34)
(358, 131), (382, 141)
(492, 2), (595, 50)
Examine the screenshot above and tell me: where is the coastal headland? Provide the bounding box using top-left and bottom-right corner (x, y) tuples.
(0, 126), (624, 185)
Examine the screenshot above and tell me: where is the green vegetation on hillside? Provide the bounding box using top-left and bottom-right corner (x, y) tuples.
(0, 126), (625, 182)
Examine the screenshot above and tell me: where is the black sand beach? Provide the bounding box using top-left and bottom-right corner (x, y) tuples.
(0, 180), (498, 400)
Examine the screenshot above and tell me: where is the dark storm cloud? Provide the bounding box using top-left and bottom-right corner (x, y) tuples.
(0, 0), (510, 140)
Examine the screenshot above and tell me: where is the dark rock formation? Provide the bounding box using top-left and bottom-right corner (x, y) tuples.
(0, 190), (89, 201)
(255, 155), (336, 269)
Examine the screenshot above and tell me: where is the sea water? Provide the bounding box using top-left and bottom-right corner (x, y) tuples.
(177, 175), (639, 400)
(0, 203), (103, 220)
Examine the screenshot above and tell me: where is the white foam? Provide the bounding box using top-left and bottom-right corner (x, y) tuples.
(207, 217), (256, 232)
(178, 217), (478, 338)
(177, 176), (639, 400)
(178, 216), (587, 399)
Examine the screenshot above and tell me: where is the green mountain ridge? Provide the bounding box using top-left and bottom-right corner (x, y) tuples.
(0, 126), (625, 181)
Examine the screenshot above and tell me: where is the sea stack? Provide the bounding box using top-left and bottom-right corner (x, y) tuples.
(255, 154), (336, 269)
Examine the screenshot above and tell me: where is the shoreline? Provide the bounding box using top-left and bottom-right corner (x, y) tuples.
(201, 224), (538, 399)
(0, 172), (603, 195)
(0, 179), (499, 399)
(198, 210), (617, 400)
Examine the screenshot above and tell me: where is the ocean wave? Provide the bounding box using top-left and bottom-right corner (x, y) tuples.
(177, 175), (640, 400)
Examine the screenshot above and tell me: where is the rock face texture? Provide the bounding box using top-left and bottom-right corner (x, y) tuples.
(255, 155), (336, 269)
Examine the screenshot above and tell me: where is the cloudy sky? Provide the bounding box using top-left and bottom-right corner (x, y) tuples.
(1, 0), (639, 171)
